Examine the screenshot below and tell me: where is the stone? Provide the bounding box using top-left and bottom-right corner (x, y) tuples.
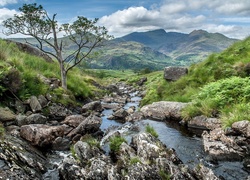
(127, 106), (136, 114)
(137, 77), (147, 86)
(30, 96), (42, 113)
(67, 115), (102, 139)
(62, 115), (86, 128)
(20, 124), (64, 147)
(48, 103), (71, 120)
(164, 66), (188, 81)
(188, 115), (221, 130)
(37, 95), (48, 108)
(125, 111), (144, 122)
(0, 134), (47, 179)
(232, 120), (250, 138)
(112, 108), (129, 120)
(25, 113), (47, 125)
(82, 101), (102, 113)
(202, 128), (244, 161)
(0, 107), (16, 122)
(15, 100), (26, 113)
(140, 101), (188, 120)
(52, 137), (71, 151)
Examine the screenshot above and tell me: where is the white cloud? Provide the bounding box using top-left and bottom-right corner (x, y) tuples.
(0, 8), (17, 23)
(0, 0), (17, 6)
(98, 0), (250, 39)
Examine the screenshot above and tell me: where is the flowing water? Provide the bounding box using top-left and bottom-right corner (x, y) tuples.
(100, 93), (250, 180)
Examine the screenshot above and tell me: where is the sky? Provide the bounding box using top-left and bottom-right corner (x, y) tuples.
(0, 0), (250, 39)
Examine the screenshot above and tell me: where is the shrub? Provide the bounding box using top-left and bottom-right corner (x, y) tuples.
(81, 134), (100, 148)
(145, 125), (158, 138)
(109, 136), (126, 152)
(129, 157), (141, 165)
(220, 103), (250, 128)
(182, 76), (250, 120)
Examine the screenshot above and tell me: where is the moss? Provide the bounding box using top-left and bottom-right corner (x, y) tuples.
(145, 125), (158, 138)
(109, 136), (127, 152)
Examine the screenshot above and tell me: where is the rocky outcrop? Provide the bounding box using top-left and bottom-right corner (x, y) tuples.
(187, 115), (221, 130)
(0, 134), (47, 179)
(202, 128), (244, 161)
(164, 66), (188, 81)
(20, 124), (65, 147)
(140, 101), (188, 120)
(232, 120), (250, 138)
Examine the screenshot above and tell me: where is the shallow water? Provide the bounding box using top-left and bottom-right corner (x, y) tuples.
(100, 94), (250, 179)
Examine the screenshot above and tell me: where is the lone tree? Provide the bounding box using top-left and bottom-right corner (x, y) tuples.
(3, 3), (111, 89)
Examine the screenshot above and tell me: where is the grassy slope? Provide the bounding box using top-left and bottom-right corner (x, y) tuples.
(0, 39), (102, 105)
(140, 36), (250, 127)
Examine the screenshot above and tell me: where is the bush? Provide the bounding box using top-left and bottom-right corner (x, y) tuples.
(145, 125), (158, 138)
(182, 76), (250, 120)
(109, 136), (126, 152)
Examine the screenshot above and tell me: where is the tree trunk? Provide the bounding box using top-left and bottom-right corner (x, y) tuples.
(60, 62), (67, 90)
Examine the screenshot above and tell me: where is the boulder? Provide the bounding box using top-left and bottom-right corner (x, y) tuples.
(37, 95), (48, 108)
(140, 101), (188, 121)
(48, 103), (72, 120)
(0, 107), (16, 122)
(232, 120), (250, 138)
(30, 96), (42, 113)
(52, 137), (71, 151)
(15, 100), (26, 113)
(67, 115), (102, 139)
(188, 115), (221, 130)
(62, 115), (86, 128)
(112, 108), (129, 121)
(164, 66), (188, 81)
(125, 111), (144, 122)
(137, 77), (147, 86)
(82, 101), (102, 113)
(74, 141), (102, 165)
(20, 124), (64, 147)
(25, 113), (47, 125)
(0, 134), (47, 179)
(202, 128), (244, 161)
(127, 106), (136, 114)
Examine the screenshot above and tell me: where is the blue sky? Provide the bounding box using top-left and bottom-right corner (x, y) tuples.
(0, 0), (250, 39)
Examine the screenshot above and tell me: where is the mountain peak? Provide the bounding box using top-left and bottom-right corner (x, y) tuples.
(189, 29), (208, 36)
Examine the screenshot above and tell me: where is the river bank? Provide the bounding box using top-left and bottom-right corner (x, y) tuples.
(0, 82), (249, 179)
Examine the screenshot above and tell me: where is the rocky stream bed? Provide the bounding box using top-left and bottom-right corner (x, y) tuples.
(0, 81), (249, 179)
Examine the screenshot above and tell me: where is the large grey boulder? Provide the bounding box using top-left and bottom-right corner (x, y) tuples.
(20, 124), (64, 147)
(164, 66), (188, 81)
(25, 113), (47, 125)
(232, 120), (250, 138)
(188, 115), (221, 130)
(202, 128), (244, 161)
(0, 134), (47, 179)
(140, 101), (188, 120)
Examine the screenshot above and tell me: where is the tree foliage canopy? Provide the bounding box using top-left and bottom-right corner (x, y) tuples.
(3, 3), (112, 89)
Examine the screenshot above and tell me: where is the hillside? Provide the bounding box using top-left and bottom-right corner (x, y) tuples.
(140, 35), (250, 127)
(118, 29), (238, 65)
(89, 41), (175, 70)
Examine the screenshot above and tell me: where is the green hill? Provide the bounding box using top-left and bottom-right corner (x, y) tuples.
(140, 36), (250, 128)
(119, 29), (238, 65)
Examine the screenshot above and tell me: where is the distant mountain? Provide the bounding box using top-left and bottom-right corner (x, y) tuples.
(89, 41), (176, 70)
(8, 29), (238, 70)
(117, 29), (238, 65)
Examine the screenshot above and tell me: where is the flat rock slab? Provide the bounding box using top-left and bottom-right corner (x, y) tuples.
(140, 101), (188, 120)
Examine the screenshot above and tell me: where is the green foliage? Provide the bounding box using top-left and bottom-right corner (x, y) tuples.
(182, 76), (250, 120)
(159, 169), (171, 180)
(220, 103), (250, 128)
(145, 125), (158, 138)
(129, 157), (141, 165)
(0, 123), (5, 137)
(109, 136), (126, 152)
(81, 134), (100, 148)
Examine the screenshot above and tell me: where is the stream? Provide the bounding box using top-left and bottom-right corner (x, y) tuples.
(100, 91), (249, 180)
